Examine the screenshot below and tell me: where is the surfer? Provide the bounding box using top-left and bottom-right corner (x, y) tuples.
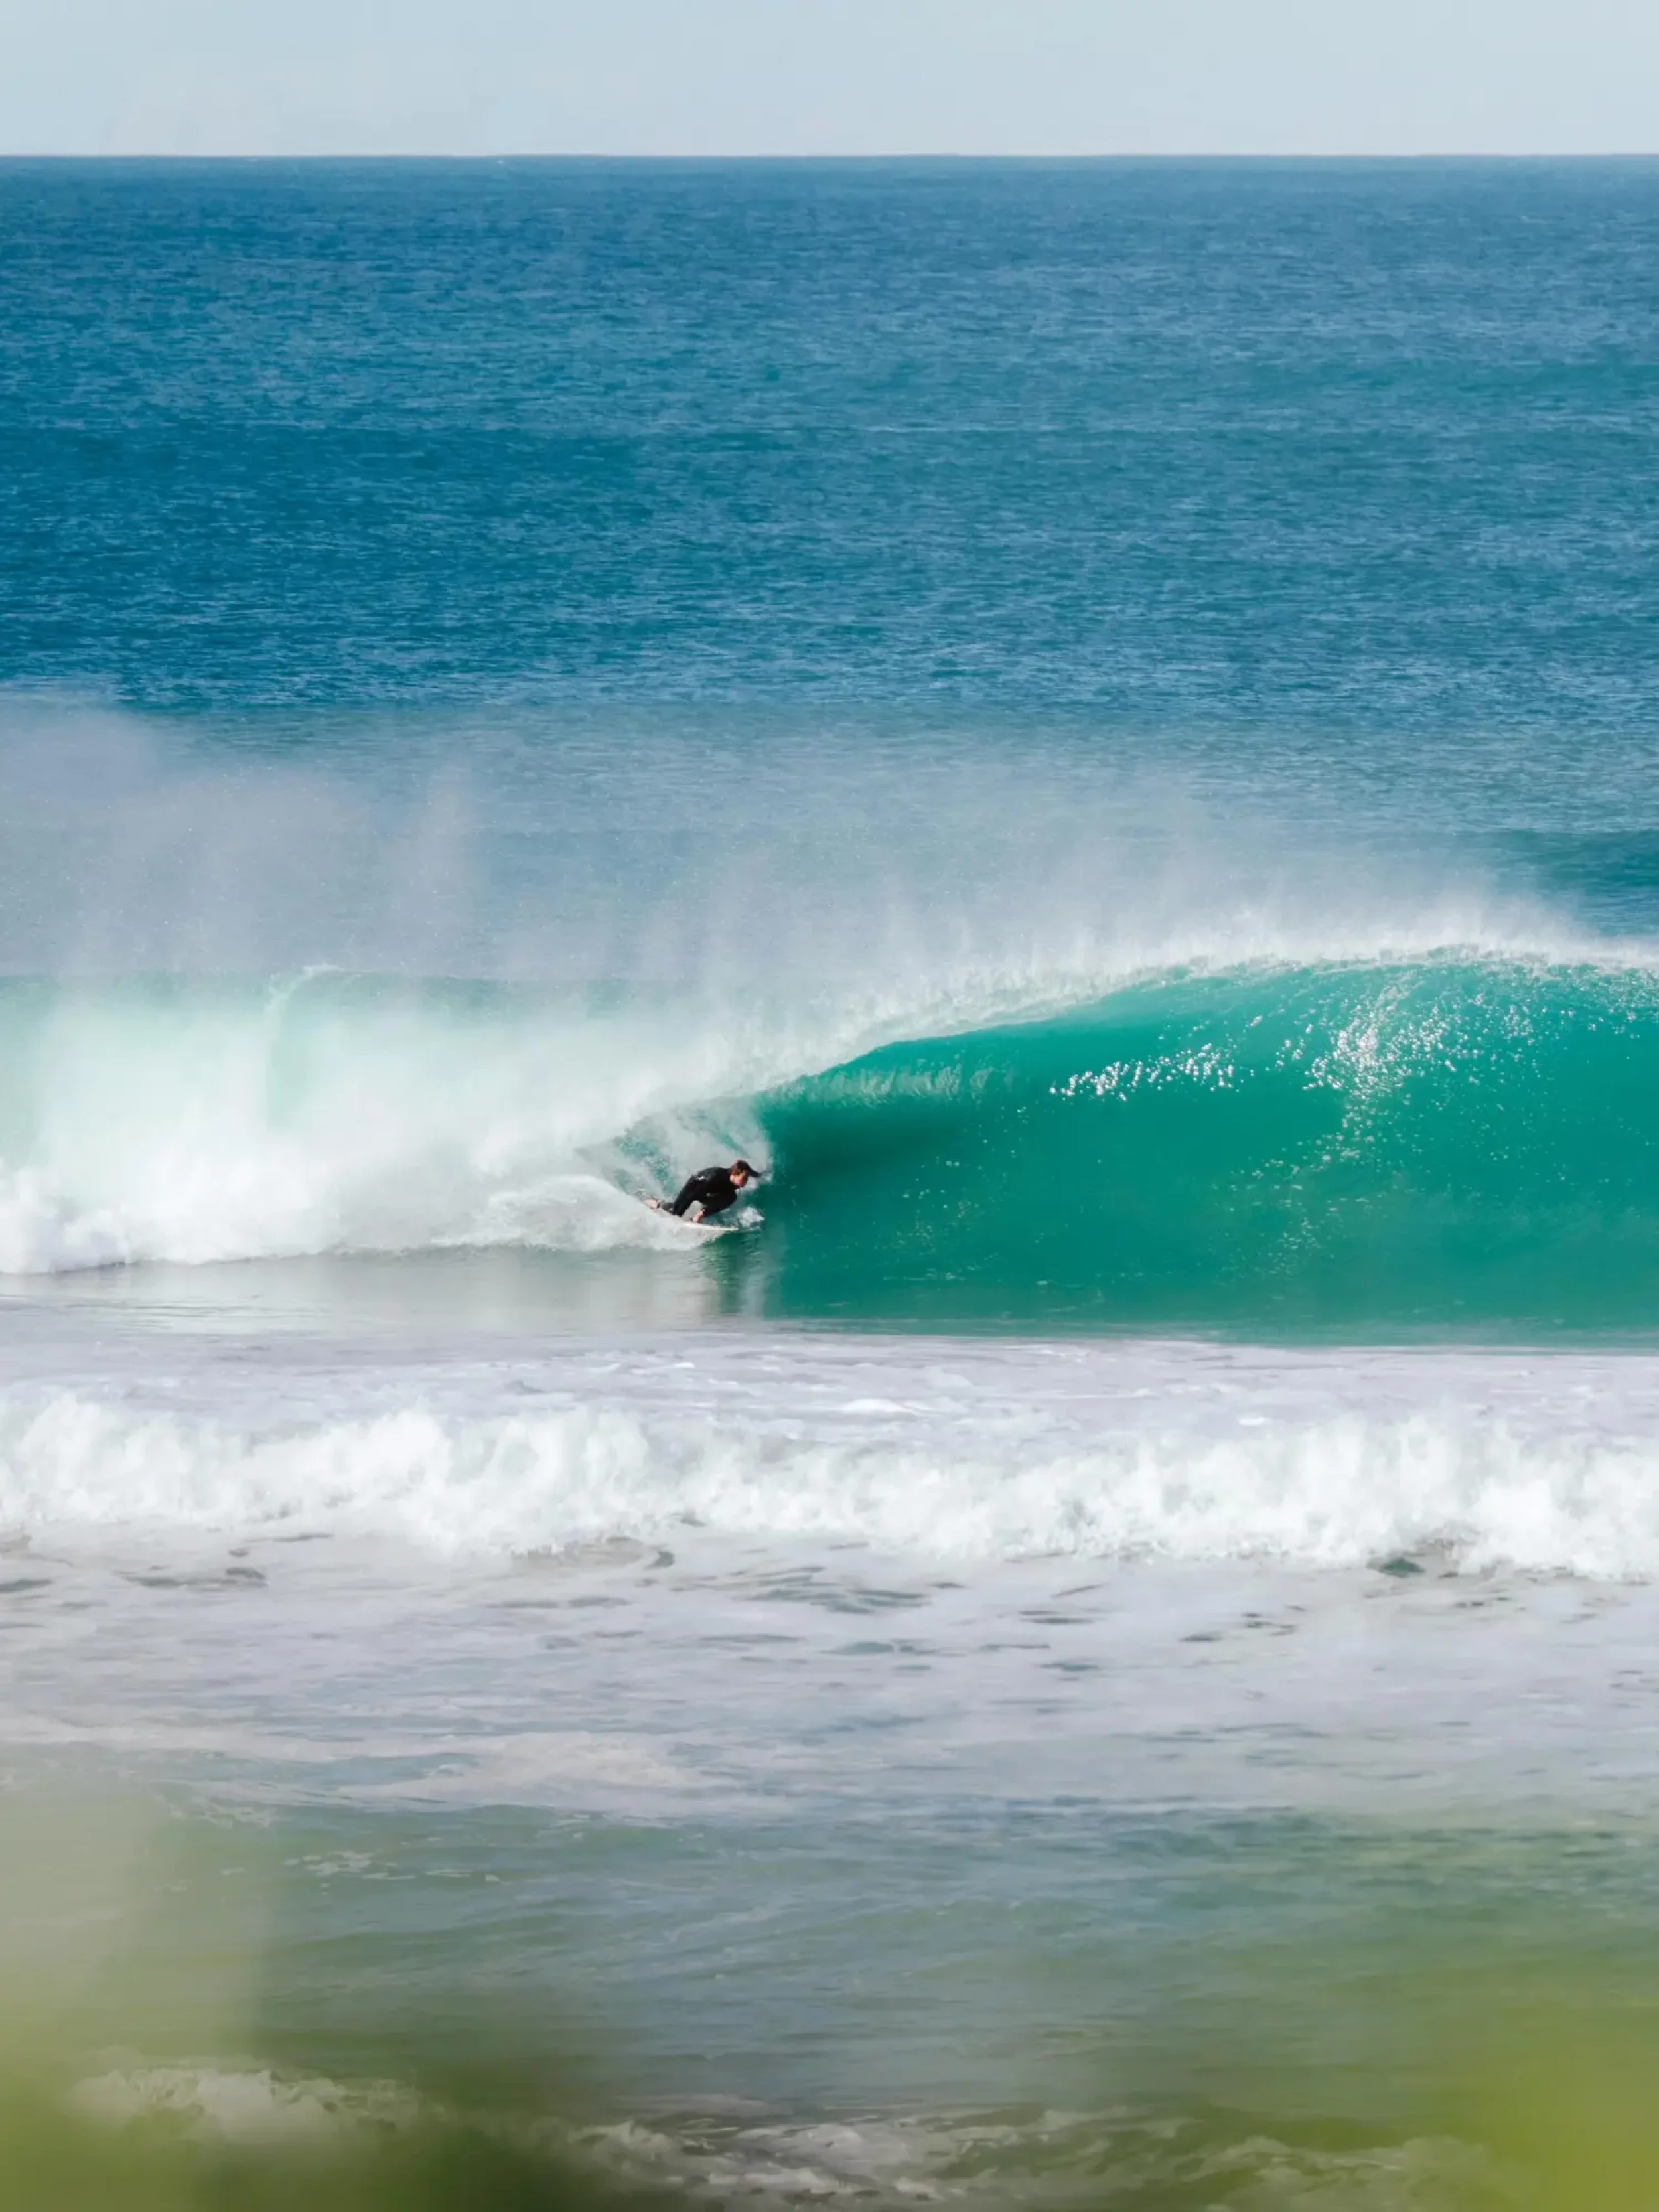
(652, 1160), (758, 1224)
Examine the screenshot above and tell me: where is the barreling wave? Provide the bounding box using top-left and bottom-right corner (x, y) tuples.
(6, 949), (1659, 1331)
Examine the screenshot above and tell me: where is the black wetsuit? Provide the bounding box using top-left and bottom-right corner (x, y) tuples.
(666, 1167), (745, 1220)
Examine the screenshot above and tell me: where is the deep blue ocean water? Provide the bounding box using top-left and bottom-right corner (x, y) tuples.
(5, 158), (1659, 735)
(7, 161), (1659, 2207)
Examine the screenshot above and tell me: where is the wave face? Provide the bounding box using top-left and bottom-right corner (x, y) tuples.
(7, 956), (1659, 1333)
(757, 957), (1659, 1332)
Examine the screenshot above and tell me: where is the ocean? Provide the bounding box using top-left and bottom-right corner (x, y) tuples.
(5, 157), (1659, 2206)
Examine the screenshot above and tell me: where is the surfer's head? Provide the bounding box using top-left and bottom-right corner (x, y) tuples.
(730, 1160), (757, 1187)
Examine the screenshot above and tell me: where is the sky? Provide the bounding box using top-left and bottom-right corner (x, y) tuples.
(1, 0), (1657, 157)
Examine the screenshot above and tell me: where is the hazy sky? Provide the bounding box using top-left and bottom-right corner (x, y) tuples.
(3, 0), (1657, 157)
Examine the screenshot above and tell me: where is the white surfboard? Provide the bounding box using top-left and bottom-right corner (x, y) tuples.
(646, 1198), (759, 1236)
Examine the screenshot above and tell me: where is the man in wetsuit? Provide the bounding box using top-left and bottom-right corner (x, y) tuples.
(654, 1159), (758, 1222)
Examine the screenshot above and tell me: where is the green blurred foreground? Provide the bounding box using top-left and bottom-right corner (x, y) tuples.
(0, 2093), (673, 2212)
(7, 2035), (1659, 2212)
(7, 1792), (1659, 2210)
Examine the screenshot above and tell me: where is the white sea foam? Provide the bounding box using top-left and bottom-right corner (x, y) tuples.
(5, 1335), (1659, 1579)
(0, 980), (782, 1274)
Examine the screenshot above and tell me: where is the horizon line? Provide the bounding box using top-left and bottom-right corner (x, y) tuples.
(5, 148), (1659, 163)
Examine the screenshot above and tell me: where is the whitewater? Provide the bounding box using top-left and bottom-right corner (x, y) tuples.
(8, 1329), (1659, 1579)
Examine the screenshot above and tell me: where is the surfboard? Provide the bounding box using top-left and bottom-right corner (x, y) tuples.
(646, 1198), (757, 1236)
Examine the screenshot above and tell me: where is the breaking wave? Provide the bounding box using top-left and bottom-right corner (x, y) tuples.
(5, 941), (1659, 1331)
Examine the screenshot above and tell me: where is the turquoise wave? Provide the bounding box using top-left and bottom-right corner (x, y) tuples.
(6, 959), (1659, 1336)
(755, 960), (1659, 1333)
